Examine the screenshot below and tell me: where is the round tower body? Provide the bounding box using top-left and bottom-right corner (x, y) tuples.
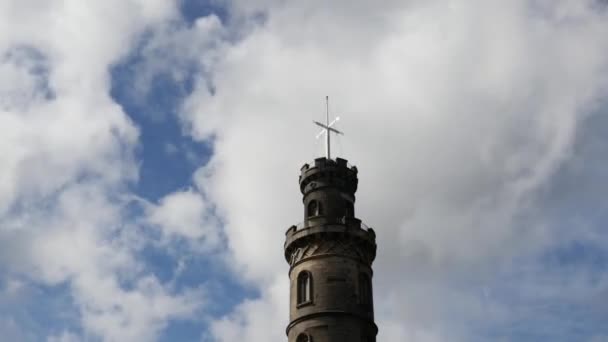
(284, 157), (377, 342)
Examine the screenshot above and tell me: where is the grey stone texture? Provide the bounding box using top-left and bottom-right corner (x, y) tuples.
(284, 157), (377, 342)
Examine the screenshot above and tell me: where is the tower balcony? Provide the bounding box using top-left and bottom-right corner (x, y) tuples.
(284, 216), (376, 267)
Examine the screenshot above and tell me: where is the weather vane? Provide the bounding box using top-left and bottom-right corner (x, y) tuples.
(313, 96), (343, 160)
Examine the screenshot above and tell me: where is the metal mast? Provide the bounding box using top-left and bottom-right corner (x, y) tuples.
(313, 96), (343, 160)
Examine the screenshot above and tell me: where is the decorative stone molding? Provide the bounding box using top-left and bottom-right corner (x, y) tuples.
(288, 235), (375, 266)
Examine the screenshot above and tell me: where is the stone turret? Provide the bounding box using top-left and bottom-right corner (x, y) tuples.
(284, 157), (377, 342)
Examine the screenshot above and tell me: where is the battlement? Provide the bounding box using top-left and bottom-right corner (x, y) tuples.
(284, 219), (377, 267)
(299, 157), (358, 195)
(286, 155), (378, 342)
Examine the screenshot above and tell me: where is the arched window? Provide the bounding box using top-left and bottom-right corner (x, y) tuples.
(307, 200), (323, 217)
(297, 271), (313, 304)
(359, 273), (372, 307)
(296, 333), (311, 342)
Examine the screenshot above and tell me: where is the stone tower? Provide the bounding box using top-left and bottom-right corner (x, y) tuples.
(284, 157), (378, 342)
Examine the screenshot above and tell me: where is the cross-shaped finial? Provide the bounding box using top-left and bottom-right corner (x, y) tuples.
(313, 96), (343, 160)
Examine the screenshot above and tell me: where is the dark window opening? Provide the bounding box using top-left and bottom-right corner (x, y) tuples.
(297, 333), (311, 342)
(297, 271), (313, 305)
(307, 200), (323, 217)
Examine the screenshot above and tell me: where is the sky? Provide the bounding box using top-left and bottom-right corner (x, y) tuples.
(1, 0), (608, 341)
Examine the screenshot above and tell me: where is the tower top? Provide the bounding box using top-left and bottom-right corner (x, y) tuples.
(284, 156), (378, 341)
(299, 157), (358, 196)
(313, 96), (343, 160)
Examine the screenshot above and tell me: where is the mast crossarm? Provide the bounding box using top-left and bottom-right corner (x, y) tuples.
(313, 96), (344, 160)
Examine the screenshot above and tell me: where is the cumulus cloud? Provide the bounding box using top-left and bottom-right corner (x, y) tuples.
(2, 0), (608, 341)
(0, 1), (207, 341)
(209, 275), (288, 342)
(146, 189), (221, 249)
(179, 0), (608, 340)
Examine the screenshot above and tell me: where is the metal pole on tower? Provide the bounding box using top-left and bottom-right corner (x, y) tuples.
(313, 97), (343, 160)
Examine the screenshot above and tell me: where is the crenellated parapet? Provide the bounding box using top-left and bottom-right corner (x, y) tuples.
(284, 221), (376, 268)
(299, 158), (359, 221)
(299, 157), (358, 197)
(285, 157), (378, 342)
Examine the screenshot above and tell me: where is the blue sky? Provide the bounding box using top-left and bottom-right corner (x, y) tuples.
(1, 1), (608, 341)
(108, 2), (252, 340)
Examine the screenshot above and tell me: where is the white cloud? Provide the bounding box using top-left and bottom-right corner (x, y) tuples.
(0, 182), (204, 341)
(76, 275), (202, 342)
(119, 13), (226, 119)
(47, 331), (82, 342)
(0, 1), (208, 341)
(2, 0), (608, 341)
(208, 275), (288, 342)
(179, 0), (608, 340)
(147, 189), (221, 248)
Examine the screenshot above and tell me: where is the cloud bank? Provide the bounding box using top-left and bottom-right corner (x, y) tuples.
(182, 0), (608, 341)
(1, 0), (608, 341)
(0, 1), (206, 341)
